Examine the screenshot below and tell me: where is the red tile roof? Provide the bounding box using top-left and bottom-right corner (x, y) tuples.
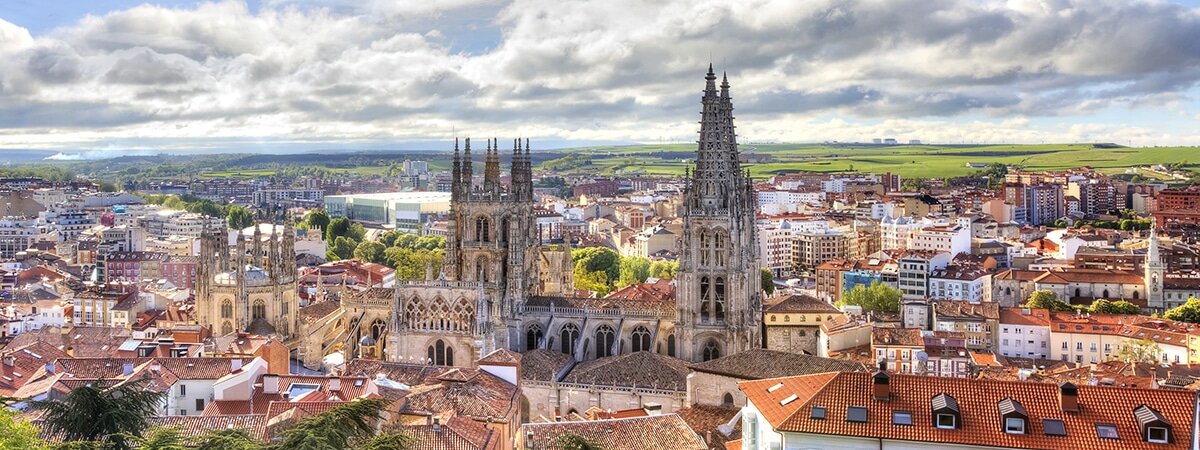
(522, 414), (707, 450)
(742, 372), (1197, 450)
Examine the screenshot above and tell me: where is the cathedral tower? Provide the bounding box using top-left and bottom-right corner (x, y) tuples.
(677, 66), (762, 361)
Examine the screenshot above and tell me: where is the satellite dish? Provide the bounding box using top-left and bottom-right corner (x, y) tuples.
(917, 351), (929, 362)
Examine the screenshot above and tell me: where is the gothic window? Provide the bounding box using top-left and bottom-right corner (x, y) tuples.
(702, 339), (722, 362)
(220, 300), (233, 319)
(252, 299), (266, 320)
(430, 297), (450, 331)
(1134, 291), (1140, 300)
(1075, 288), (1081, 298)
(405, 298), (421, 330)
(700, 277), (711, 322)
(427, 339), (454, 366)
(370, 319), (387, 341)
(454, 298), (474, 333)
(699, 230), (711, 266)
(476, 257), (488, 282)
(281, 299), (288, 317)
(595, 325), (615, 358)
(560, 323), (580, 355)
(501, 217), (511, 244)
(722, 393), (735, 408)
(221, 321), (233, 336)
(715, 277), (726, 321)
(526, 324), (544, 351)
(1103, 289), (1110, 299)
(631, 326), (651, 353)
(666, 334), (676, 357)
(476, 217), (490, 242)
(714, 230), (728, 267)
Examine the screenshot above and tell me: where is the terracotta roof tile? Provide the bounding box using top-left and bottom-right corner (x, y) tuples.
(562, 351), (690, 390)
(689, 349), (866, 380)
(519, 349), (572, 382)
(744, 372), (1197, 450)
(522, 414), (707, 450)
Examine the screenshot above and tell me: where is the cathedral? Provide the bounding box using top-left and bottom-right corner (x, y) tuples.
(339, 66), (763, 367)
(196, 222), (300, 339)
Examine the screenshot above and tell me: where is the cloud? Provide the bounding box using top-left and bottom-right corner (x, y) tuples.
(2, 0), (1200, 150)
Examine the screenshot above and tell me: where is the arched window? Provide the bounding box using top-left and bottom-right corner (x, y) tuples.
(631, 326), (651, 353)
(476, 217), (490, 242)
(501, 216), (510, 244)
(1102, 289), (1110, 299)
(252, 299), (266, 320)
(1133, 291), (1140, 300)
(370, 319), (387, 341)
(699, 230), (711, 266)
(714, 277), (726, 321)
(560, 323), (580, 355)
(595, 325), (615, 358)
(700, 277), (711, 322)
(221, 321), (233, 336)
(475, 257), (488, 282)
(1075, 288), (1081, 298)
(702, 339), (721, 362)
(526, 324), (544, 351)
(428, 339), (453, 366)
(714, 230), (728, 267)
(666, 334), (676, 357)
(220, 300), (233, 319)
(722, 393), (735, 408)
(1005, 287), (1012, 296)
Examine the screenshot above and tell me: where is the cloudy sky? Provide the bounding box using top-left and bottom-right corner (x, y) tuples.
(3, 0), (1200, 153)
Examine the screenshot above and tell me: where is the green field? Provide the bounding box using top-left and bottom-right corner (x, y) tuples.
(543, 143), (1200, 179)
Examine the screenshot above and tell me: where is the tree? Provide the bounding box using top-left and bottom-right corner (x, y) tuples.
(648, 260), (678, 280)
(575, 270), (612, 297)
(356, 432), (419, 450)
(557, 433), (603, 450)
(327, 236), (358, 261)
(32, 379), (165, 450)
(1090, 299), (1141, 315)
(393, 233), (418, 249)
(192, 428), (262, 450)
(0, 406), (47, 450)
(226, 206), (255, 230)
(761, 268), (775, 296)
(572, 247), (620, 285)
(347, 223), (367, 242)
(273, 398), (388, 450)
(185, 199), (223, 218)
(325, 217), (352, 242)
(1023, 290), (1074, 312)
(1114, 338), (1162, 364)
(305, 209), (331, 233)
(379, 230), (403, 248)
(136, 427), (185, 450)
(1164, 297), (1200, 323)
(353, 241), (387, 265)
(616, 257), (651, 288)
(836, 281), (901, 313)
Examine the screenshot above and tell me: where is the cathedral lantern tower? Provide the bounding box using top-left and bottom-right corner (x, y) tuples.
(677, 66), (762, 362)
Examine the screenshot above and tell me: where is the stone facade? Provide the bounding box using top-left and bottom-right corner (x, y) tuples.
(764, 325), (820, 355)
(195, 222), (299, 339)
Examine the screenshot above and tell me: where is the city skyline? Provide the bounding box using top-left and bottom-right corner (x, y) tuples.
(3, 0), (1200, 153)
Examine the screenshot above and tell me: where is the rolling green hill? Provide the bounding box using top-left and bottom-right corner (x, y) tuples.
(539, 143), (1200, 179)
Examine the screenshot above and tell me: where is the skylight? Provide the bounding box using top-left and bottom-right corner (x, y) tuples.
(847, 406), (868, 423)
(810, 406), (825, 420)
(1043, 419), (1067, 436)
(1096, 424), (1119, 440)
(767, 382), (784, 393)
(286, 383), (321, 402)
(893, 411), (913, 426)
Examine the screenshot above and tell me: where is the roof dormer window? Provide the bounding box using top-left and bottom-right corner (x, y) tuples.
(1134, 405), (1172, 444)
(931, 393), (961, 430)
(998, 398), (1028, 435)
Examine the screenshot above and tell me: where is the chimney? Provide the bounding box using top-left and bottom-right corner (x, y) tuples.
(122, 362), (134, 376)
(2, 354), (13, 367)
(643, 402), (662, 416)
(231, 358), (243, 372)
(432, 417), (442, 433)
(263, 374), (279, 394)
(328, 377), (341, 392)
(1059, 382), (1079, 412)
(873, 371), (891, 402)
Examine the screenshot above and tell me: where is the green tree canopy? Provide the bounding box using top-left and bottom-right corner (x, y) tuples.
(1114, 338), (1162, 364)
(32, 379), (166, 450)
(1023, 290), (1074, 312)
(648, 261), (678, 280)
(305, 209), (331, 233)
(325, 217), (352, 242)
(575, 269), (612, 297)
(1089, 299), (1141, 315)
(572, 247), (620, 285)
(273, 398), (388, 450)
(617, 257), (651, 288)
(1164, 297), (1200, 323)
(0, 406), (47, 450)
(761, 268), (775, 296)
(225, 206), (255, 230)
(353, 241), (387, 265)
(835, 281), (901, 313)
(327, 236), (357, 261)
